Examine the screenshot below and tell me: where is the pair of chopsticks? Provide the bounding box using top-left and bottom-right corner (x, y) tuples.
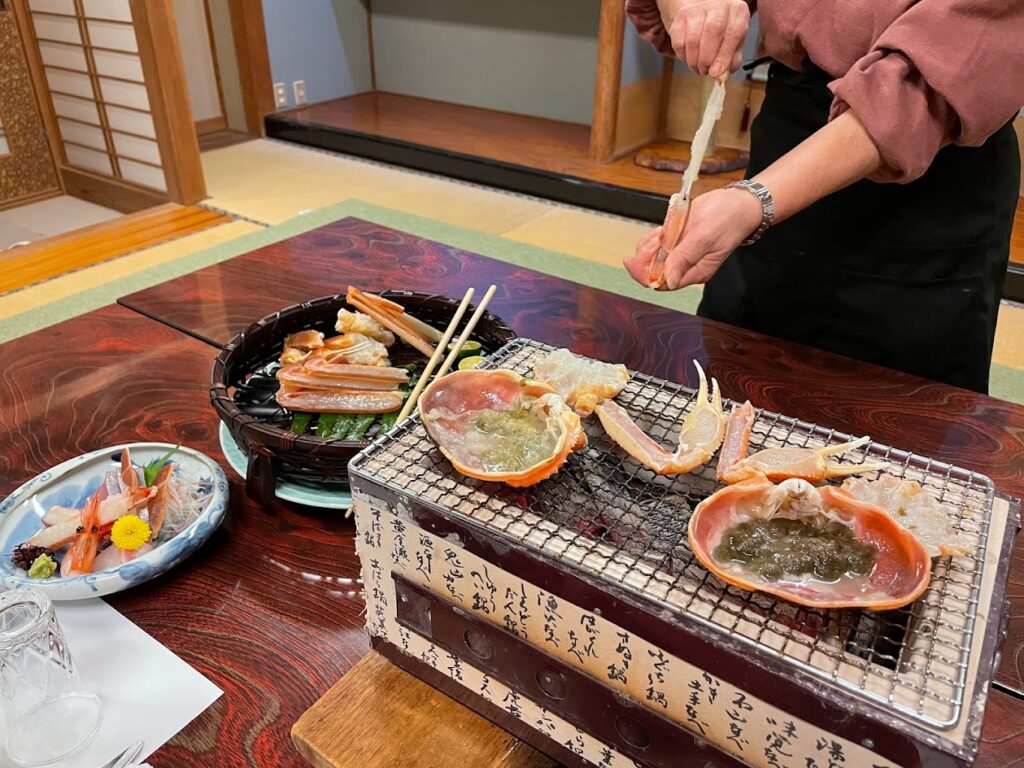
(394, 284), (498, 424)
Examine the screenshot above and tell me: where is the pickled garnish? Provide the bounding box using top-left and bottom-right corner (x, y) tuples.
(714, 518), (875, 582)
(470, 408), (556, 473)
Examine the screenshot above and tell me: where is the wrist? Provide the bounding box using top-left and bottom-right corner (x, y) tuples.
(725, 180), (775, 245)
(722, 186), (764, 241)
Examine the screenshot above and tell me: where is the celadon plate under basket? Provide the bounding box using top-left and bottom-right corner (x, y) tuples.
(0, 443), (228, 600)
(218, 423), (351, 510)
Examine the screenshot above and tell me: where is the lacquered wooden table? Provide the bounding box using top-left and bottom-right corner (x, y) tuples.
(3, 216), (1020, 766)
(0, 306), (368, 767)
(119, 216), (1024, 689)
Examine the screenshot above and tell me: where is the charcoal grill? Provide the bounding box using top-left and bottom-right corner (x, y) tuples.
(349, 339), (1018, 768)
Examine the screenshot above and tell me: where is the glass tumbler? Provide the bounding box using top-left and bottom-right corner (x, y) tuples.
(0, 589), (102, 766)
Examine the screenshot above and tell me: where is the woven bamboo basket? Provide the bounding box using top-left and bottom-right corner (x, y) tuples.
(210, 290), (515, 505)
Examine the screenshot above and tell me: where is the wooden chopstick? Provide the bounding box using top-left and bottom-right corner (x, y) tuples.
(433, 284), (498, 380)
(394, 287), (477, 424)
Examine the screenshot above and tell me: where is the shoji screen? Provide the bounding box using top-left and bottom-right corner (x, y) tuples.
(29, 0), (167, 191)
(21, 0), (204, 205)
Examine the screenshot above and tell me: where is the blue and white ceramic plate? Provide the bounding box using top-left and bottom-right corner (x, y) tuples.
(218, 423), (351, 510)
(0, 443), (228, 600)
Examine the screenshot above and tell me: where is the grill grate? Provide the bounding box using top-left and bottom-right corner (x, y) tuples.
(350, 339), (995, 731)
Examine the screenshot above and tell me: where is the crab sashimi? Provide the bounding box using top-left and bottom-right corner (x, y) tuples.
(11, 446), (215, 582)
(92, 541), (154, 572)
(689, 477), (931, 610)
(420, 369), (585, 487)
(842, 476), (971, 557)
(532, 348), (630, 416)
(147, 463), (173, 538)
(595, 361), (725, 474)
(716, 402), (888, 484)
(39, 486), (154, 531)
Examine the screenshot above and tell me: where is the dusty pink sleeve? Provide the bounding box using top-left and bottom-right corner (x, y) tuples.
(828, 1), (1024, 184)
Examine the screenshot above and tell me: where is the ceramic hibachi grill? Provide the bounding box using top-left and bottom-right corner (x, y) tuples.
(349, 339), (1018, 768)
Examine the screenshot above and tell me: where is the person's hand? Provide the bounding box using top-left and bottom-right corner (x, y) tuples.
(624, 187), (762, 290)
(659, 0), (750, 78)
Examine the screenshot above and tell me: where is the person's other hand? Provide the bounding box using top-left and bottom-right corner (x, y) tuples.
(624, 187), (762, 290)
(659, 0), (750, 78)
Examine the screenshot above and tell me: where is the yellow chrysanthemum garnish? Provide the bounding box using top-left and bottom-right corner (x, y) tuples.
(110, 514), (152, 551)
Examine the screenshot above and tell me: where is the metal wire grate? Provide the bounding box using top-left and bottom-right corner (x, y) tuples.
(350, 339), (995, 731)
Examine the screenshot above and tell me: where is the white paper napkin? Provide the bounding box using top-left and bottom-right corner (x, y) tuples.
(1, 599), (222, 768)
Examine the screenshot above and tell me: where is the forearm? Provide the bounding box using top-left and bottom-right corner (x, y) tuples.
(752, 110), (882, 224)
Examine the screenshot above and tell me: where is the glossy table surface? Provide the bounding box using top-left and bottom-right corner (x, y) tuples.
(0, 306), (367, 767)
(119, 216), (1024, 691)
(2, 217), (1018, 766)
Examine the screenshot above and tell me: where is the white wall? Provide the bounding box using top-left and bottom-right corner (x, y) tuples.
(171, 0), (222, 123)
(371, 0), (599, 124)
(261, 0), (372, 107)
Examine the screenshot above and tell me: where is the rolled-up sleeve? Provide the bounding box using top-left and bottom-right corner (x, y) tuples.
(828, 1), (1024, 183)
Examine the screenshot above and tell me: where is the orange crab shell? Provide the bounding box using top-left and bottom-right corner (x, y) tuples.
(419, 369), (586, 487)
(688, 477), (932, 611)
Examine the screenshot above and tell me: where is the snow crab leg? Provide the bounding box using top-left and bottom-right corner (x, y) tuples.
(717, 401), (888, 484)
(595, 361), (725, 474)
(346, 287), (441, 357)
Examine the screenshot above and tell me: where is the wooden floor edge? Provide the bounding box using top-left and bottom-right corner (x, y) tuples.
(0, 204), (231, 295)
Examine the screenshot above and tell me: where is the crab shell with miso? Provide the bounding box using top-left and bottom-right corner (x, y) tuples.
(688, 477), (932, 611)
(419, 369), (586, 487)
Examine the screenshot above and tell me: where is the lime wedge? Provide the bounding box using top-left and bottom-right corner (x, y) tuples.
(458, 355), (486, 371)
(449, 340), (482, 359)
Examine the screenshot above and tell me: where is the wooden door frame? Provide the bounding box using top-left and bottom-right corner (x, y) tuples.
(228, 0), (274, 136)
(193, 0), (229, 136)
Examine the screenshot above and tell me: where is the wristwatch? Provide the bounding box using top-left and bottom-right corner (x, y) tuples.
(726, 180), (775, 246)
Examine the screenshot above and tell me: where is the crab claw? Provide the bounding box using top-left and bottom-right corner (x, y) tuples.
(595, 360), (726, 474)
(719, 435), (889, 485)
(717, 401), (755, 479)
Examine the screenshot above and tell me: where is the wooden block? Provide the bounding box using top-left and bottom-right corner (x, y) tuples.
(292, 651), (556, 768)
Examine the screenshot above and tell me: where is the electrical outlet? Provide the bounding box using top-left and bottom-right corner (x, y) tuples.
(292, 80), (307, 105)
(273, 82), (288, 109)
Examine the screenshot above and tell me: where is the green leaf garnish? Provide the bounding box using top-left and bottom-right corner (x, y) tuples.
(143, 445), (180, 486)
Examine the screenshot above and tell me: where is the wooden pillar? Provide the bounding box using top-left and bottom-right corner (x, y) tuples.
(589, 0), (625, 163)
(130, 0), (206, 204)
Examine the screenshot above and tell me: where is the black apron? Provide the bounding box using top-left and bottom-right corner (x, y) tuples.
(697, 61), (1020, 393)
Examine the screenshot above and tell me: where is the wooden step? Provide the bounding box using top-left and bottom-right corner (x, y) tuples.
(292, 651), (554, 768)
(0, 203), (230, 293)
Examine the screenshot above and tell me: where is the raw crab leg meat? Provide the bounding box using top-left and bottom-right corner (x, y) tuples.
(277, 363), (409, 391)
(648, 77), (727, 288)
(595, 361), (725, 474)
(276, 387), (404, 413)
(717, 401), (888, 484)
